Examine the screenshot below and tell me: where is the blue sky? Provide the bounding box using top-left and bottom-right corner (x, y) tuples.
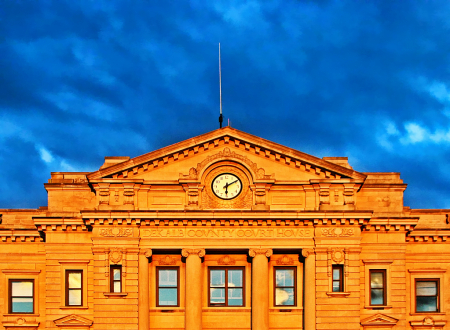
(1, 0), (450, 209)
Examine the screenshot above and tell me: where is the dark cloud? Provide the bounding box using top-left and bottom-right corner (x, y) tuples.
(1, 0), (450, 209)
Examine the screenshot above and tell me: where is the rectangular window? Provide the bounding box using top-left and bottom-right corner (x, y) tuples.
(274, 267), (296, 306)
(416, 279), (439, 312)
(370, 270), (386, 306)
(66, 270), (83, 306)
(209, 267), (244, 307)
(9, 280), (34, 314)
(156, 267), (179, 307)
(110, 265), (122, 293)
(332, 265), (344, 292)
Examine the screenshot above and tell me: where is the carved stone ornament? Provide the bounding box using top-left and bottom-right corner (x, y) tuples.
(181, 248), (205, 258)
(140, 248), (152, 258)
(99, 227), (133, 237)
(53, 314), (93, 328)
(179, 147), (274, 180)
(331, 248), (345, 264)
(361, 313), (399, 327)
(276, 255), (294, 265)
(409, 316), (446, 329)
(159, 255), (177, 265)
(217, 255), (236, 265)
(109, 248), (123, 264)
(249, 248), (273, 258)
(321, 227), (354, 237)
(2, 317), (39, 329)
(302, 248), (314, 258)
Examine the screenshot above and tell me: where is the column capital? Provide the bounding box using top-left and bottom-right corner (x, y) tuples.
(139, 248), (152, 258)
(302, 248), (315, 258)
(249, 248), (273, 258)
(181, 248), (205, 258)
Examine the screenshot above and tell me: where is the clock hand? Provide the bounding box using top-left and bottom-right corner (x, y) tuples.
(222, 182), (229, 195)
(228, 180), (238, 186)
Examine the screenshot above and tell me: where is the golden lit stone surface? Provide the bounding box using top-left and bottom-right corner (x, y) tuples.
(1, 127), (449, 329)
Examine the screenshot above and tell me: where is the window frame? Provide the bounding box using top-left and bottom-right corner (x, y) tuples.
(8, 279), (34, 314)
(65, 270), (83, 307)
(332, 265), (344, 293)
(273, 266), (297, 307)
(110, 265), (122, 293)
(369, 269), (386, 306)
(415, 278), (440, 313)
(363, 260), (393, 309)
(208, 266), (245, 307)
(156, 266), (180, 307)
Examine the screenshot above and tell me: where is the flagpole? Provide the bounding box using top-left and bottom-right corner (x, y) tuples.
(219, 43), (223, 128)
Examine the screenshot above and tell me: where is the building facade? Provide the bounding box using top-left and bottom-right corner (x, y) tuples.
(1, 127), (449, 330)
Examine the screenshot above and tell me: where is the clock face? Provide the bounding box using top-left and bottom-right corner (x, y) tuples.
(211, 173), (243, 200)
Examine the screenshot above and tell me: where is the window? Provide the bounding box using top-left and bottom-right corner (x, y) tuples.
(274, 267), (296, 306)
(370, 270), (386, 306)
(66, 270), (83, 306)
(156, 267), (179, 307)
(416, 279), (439, 312)
(110, 265), (122, 293)
(209, 267), (244, 307)
(332, 265), (344, 292)
(9, 280), (34, 314)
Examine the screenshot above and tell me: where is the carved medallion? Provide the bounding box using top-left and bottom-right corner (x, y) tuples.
(109, 248), (123, 264)
(331, 248), (345, 263)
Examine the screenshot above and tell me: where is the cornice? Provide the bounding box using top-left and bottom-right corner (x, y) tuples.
(0, 229), (42, 242)
(407, 229), (450, 242)
(363, 217), (419, 232)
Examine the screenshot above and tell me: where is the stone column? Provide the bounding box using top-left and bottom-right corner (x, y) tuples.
(139, 249), (152, 330)
(182, 248), (205, 330)
(249, 248), (273, 330)
(303, 248), (316, 330)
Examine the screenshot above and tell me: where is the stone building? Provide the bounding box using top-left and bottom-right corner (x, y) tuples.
(0, 127), (449, 330)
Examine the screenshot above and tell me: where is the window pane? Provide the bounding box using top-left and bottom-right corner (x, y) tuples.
(158, 288), (177, 305)
(332, 281), (340, 292)
(417, 296), (437, 312)
(113, 269), (121, 280)
(371, 288), (384, 305)
(12, 282), (33, 297)
(228, 288), (243, 306)
(211, 270), (225, 287)
(416, 281), (437, 296)
(210, 288), (225, 304)
(114, 281), (121, 293)
(370, 272), (384, 289)
(159, 269), (177, 287)
(11, 297), (33, 313)
(228, 270), (243, 287)
(276, 288), (294, 306)
(68, 289), (82, 305)
(276, 269), (294, 287)
(68, 272), (82, 289)
(332, 268), (340, 280)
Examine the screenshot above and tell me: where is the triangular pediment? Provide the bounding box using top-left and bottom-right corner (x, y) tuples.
(361, 313), (399, 326)
(87, 127), (366, 183)
(54, 314), (93, 327)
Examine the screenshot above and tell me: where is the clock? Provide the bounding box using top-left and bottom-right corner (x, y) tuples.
(211, 173), (242, 200)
